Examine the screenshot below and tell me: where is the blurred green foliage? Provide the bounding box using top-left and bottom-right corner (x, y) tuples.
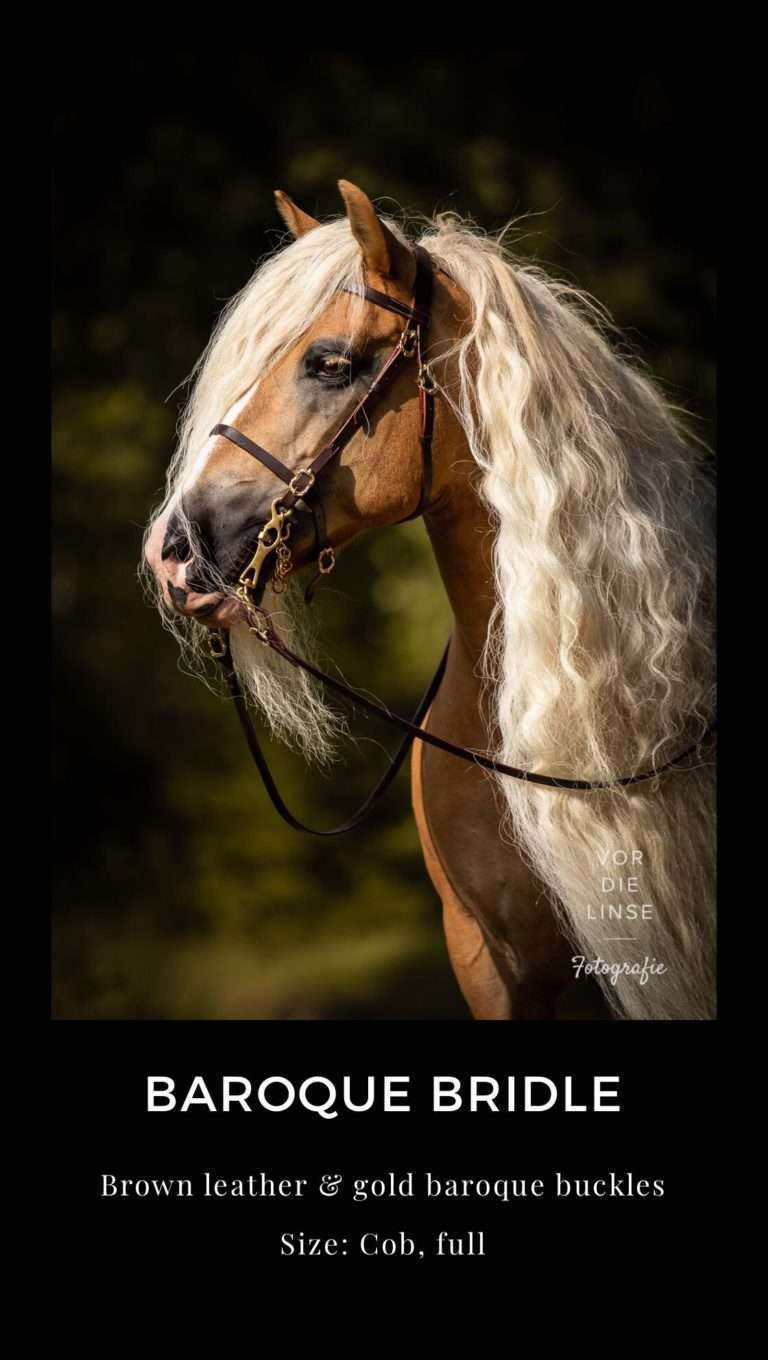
(53, 53), (714, 1018)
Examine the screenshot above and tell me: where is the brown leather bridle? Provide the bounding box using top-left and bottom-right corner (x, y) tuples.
(210, 244), (437, 603)
(202, 245), (716, 836)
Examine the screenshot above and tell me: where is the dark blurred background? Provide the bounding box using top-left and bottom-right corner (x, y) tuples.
(52, 50), (715, 1019)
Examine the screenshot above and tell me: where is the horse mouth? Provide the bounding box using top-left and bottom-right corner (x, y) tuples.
(184, 568), (267, 623)
(176, 504), (313, 625)
(187, 596), (227, 619)
(177, 524), (270, 623)
(171, 589), (253, 630)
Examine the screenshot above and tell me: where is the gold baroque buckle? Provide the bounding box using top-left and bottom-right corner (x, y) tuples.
(400, 327), (418, 358)
(208, 630), (228, 659)
(288, 468), (315, 497)
(417, 363), (437, 394)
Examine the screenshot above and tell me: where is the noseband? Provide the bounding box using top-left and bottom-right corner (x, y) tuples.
(203, 245), (715, 836)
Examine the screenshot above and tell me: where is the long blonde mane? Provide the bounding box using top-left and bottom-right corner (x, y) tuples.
(144, 209), (716, 1020)
(421, 215), (715, 1021)
(142, 223), (369, 764)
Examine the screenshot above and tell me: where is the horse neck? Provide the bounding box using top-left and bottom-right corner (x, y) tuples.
(423, 441), (495, 694)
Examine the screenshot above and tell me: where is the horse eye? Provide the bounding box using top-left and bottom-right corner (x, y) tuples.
(315, 353), (352, 384)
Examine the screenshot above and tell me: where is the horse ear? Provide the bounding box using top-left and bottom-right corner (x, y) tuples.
(274, 190), (320, 238)
(337, 180), (414, 285)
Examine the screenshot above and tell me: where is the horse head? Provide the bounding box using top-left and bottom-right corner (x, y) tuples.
(144, 180), (468, 633)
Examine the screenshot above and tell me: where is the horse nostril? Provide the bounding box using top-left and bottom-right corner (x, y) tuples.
(162, 512), (193, 563)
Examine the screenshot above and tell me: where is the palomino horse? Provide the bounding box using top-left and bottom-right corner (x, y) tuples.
(143, 180), (716, 1021)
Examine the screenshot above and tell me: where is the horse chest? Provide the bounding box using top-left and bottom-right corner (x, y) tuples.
(414, 709), (567, 966)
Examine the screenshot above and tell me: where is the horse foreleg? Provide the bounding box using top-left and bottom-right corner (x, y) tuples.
(441, 889), (516, 1020)
(411, 727), (514, 1020)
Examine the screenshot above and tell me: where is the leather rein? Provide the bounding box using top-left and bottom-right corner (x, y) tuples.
(203, 246), (716, 836)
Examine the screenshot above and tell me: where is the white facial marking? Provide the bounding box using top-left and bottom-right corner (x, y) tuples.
(180, 382), (258, 494)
